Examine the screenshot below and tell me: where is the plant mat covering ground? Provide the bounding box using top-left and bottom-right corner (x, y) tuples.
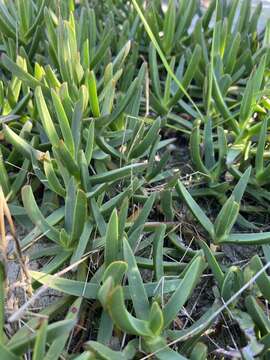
(2, 0), (270, 359)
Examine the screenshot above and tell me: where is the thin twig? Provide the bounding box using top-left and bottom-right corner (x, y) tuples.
(1, 187), (32, 296)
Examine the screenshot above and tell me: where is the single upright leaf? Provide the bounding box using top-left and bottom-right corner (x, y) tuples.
(32, 320), (48, 360)
(214, 196), (239, 241)
(149, 302), (164, 336)
(232, 166), (251, 204)
(255, 119), (267, 176)
(87, 70), (100, 117)
(239, 77), (254, 126)
(123, 238), (149, 319)
(0, 149), (10, 196)
(70, 190), (87, 245)
(85, 120), (95, 165)
(176, 181), (214, 236)
(51, 89), (75, 157)
(204, 118), (215, 170)
(153, 224), (166, 281)
(163, 0), (176, 54)
(199, 240), (224, 288)
(163, 256), (204, 328)
(190, 120), (210, 176)
(35, 86), (59, 147)
(104, 209), (119, 268)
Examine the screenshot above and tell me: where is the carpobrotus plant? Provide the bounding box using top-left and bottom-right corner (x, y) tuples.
(1, 0), (270, 358)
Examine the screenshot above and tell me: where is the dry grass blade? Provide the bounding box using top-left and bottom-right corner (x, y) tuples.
(0, 187), (32, 296)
